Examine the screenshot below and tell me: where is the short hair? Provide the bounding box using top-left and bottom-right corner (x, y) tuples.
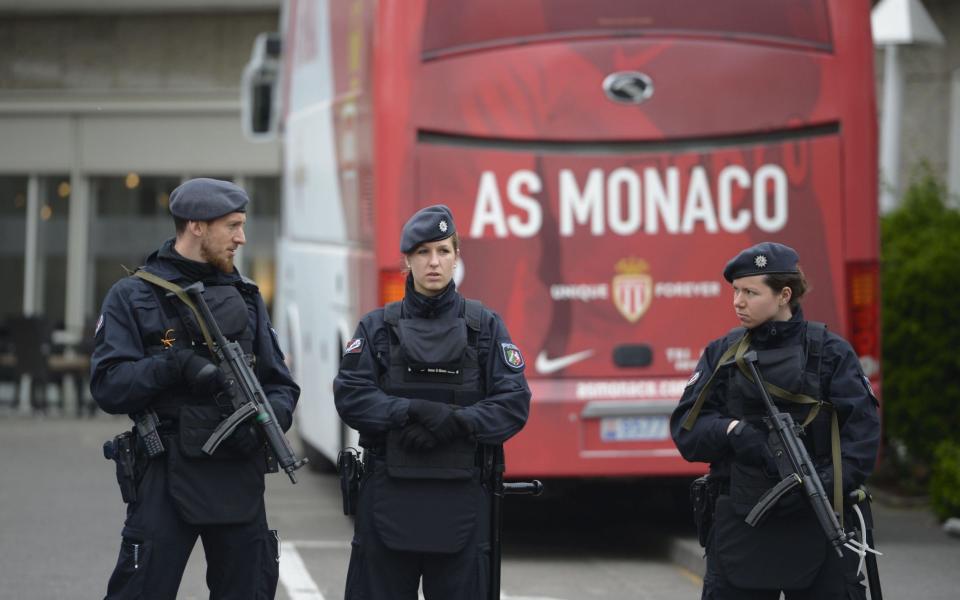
(764, 267), (810, 313)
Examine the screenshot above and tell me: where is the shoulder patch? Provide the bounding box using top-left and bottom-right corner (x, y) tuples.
(500, 342), (525, 371)
(686, 370), (701, 388)
(344, 338), (364, 355)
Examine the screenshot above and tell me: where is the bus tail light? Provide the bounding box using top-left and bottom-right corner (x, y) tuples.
(379, 269), (406, 305)
(846, 261), (880, 377)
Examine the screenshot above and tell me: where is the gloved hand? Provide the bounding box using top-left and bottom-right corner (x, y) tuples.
(168, 348), (225, 394)
(398, 422), (439, 451)
(407, 399), (464, 444)
(728, 421), (775, 470)
(218, 422), (263, 457)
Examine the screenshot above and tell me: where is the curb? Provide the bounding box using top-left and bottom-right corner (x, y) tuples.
(868, 486), (930, 509)
(669, 537), (706, 579)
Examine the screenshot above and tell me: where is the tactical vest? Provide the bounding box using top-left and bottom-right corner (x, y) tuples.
(379, 298), (485, 479)
(134, 270), (256, 414)
(725, 323), (831, 462)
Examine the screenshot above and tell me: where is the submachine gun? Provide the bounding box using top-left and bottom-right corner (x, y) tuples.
(182, 281), (308, 483)
(489, 445), (542, 600)
(738, 350), (873, 559)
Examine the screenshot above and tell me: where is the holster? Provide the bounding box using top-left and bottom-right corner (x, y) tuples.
(690, 474), (718, 547)
(103, 431), (140, 504)
(337, 448), (363, 516)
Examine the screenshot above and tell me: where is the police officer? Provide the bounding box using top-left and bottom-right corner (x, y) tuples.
(91, 178), (300, 599)
(671, 242), (880, 600)
(334, 204), (531, 600)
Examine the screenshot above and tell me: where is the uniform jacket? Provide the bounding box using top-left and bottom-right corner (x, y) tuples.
(333, 278), (530, 446)
(670, 309), (880, 491)
(90, 238), (299, 426)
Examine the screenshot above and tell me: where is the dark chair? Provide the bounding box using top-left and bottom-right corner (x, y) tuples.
(8, 315), (55, 414)
(0, 319), (17, 408)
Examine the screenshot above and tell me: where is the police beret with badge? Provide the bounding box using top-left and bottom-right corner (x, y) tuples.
(400, 204), (456, 253)
(169, 178), (249, 221)
(723, 242), (800, 282)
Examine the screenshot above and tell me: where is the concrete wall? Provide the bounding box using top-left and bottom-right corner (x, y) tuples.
(875, 0), (960, 195)
(0, 12), (275, 93)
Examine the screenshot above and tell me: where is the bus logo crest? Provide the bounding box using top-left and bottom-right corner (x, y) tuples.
(602, 71), (654, 105)
(612, 258), (652, 323)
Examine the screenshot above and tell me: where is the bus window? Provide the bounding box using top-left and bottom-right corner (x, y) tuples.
(423, 0), (831, 59)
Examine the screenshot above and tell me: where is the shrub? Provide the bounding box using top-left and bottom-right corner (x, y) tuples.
(880, 167), (960, 466)
(931, 440), (960, 520)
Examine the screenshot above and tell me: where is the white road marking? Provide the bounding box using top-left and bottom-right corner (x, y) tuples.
(283, 539), (352, 550)
(277, 540), (567, 600)
(279, 542), (326, 600)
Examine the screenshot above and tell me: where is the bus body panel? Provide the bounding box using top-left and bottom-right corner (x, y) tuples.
(277, 0), (879, 476)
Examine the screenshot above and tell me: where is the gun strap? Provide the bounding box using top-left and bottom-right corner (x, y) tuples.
(133, 270), (217, 352)
(681, 332), (749, 431)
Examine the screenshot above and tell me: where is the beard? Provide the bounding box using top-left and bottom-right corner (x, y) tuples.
(200, 238), (235, 273)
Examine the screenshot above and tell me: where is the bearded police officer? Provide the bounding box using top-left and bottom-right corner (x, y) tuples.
(671, 242), (880, 599)
(334, 204), (531, 600)
(92, 178), (299, 599)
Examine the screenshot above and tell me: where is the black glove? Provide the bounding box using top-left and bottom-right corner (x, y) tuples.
(728, 421), (775, 470)
(218, 422), (263, 457)
(168, 349), (225, 394)
(407, 399), (464, 444)
(398, 422), (439, 451)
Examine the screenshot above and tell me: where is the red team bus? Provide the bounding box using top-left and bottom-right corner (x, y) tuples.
(244, 0), (880, 480)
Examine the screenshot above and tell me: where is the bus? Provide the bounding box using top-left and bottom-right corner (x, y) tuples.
(243, 0), (880, 480)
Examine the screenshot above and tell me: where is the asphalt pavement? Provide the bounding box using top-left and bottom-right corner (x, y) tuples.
(1, 414), (958, 599)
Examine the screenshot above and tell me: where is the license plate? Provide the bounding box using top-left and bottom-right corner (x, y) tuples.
(600, 416), (669, 442)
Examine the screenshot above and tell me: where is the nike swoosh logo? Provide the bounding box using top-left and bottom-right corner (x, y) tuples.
(535, 349), (595, 375)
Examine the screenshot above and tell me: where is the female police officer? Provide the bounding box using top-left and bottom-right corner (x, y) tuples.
(670, 242), (880, 600)
(333, 204), (531, 600)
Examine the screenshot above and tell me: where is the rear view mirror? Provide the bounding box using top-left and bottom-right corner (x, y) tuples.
(241, 32), (282, 141)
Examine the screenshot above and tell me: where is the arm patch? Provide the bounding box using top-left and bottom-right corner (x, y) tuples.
(500, 342), (525, 371)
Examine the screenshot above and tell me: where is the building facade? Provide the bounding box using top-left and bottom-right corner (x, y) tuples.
(0, 1), (282, 339)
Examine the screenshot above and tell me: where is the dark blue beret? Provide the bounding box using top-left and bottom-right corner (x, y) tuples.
(169, 178), (248, 221)
(400, 204), (456, 253)
(723, 242), (800, 282)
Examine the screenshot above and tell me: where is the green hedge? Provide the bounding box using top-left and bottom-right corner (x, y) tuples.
(880, 168), (960, 514)
(931, 441), (960, 521)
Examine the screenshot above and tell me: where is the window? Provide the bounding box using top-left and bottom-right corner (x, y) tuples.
(423, 0), (831, 58)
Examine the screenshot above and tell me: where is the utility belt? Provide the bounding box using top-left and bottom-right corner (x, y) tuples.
(104, 405), (276, 507)
(336, 442), (493, 517)
(362, 438), (487, 474)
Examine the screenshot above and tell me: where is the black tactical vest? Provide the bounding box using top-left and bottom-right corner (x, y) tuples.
(142, 277), (256, 414)
(726, 322), (830, 461)
(379, 298), (485, 479)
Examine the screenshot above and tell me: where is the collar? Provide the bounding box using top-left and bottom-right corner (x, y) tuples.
(401, 273), (460, 319)
(143, 238), (241, 286)
(748, 307), (805, 346)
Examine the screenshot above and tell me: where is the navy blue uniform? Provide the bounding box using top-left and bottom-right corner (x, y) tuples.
(92, 239), (299, 600)
(334, 279), (530, 600)
(671, 309), (880, 599)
